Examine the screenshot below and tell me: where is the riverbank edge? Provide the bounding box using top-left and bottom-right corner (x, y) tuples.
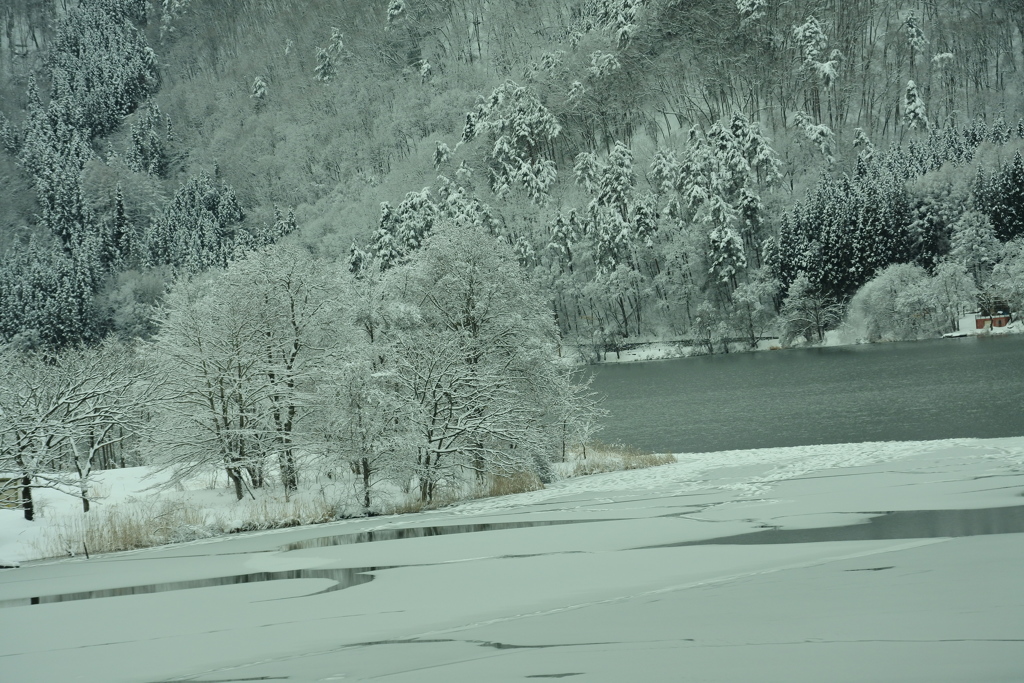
(587, 315), (1024, 365)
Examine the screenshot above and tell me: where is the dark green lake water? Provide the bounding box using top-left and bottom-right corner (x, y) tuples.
(589, 335), (1024, 453)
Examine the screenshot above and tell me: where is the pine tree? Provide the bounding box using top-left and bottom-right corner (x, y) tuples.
(982, 152), (1024, 241)
(371, 202), (403, 270)
(594, 141), (635, 221)
(0, 112), (20, 155)
(951, 211), (1001, 284)
(470, 81), (561, 204)
(547, 212), (580, 273)
(0, 240), (103, 350)
(708, 226), (747, 289)
(126, 105), (170, 176)
(102, 184), (131, 269)
(146, 172), (246, 272)
(904, 80), (929, 131)
(47, 1), (158, 139)
(853, 128), (874, 162)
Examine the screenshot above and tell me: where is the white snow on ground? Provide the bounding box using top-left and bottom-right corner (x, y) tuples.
(0, 466), (171, 566)
(1, 436), (1023, 682)
(453, 437), (1024, 514)
(0, 465), (355, 566)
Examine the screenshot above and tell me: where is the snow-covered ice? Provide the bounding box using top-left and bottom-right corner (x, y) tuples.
(2, 437), (1023, 682)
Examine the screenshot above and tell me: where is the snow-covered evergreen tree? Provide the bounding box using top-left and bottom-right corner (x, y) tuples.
(904, 80), (929, 131)
(976, 151), (1024, 241)
(468, 81), (561, 204)
(950, 210), (1001, 284)
(145, 172), (246, 272)
(47, 0), (158, 139)
(126, 104), (170, 176)
(708, 226), (747, 289)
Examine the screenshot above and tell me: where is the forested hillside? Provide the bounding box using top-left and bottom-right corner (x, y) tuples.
(1, 1), (1023, 519)
(1, 0), (1022, 353)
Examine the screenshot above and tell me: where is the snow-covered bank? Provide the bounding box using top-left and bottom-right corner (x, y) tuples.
(0, 447), (672, 566)
(2, 436), (1022, 682)
(0, 466), (346, 566)
(592, 313), (1022, 364)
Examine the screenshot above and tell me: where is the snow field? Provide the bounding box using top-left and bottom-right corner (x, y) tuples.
(2, 436), (1022, 682)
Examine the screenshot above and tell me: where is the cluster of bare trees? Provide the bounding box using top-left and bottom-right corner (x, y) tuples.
(1, 223), (602, 520)
(0, 344), (154, 519)
(151, 223), (601, 509)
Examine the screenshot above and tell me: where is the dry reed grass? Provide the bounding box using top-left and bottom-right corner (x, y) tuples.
(35, 492), (341, 557)
(37, 498), (217, 557)
(223, 495), (339, 533)
(388, 470), (544, 514)
(561, 442), (676, 477)
(485, 471), (544, 497)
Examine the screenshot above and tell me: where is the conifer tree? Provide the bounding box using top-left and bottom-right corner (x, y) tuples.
(950, 211), (1001, 285)
(467, 81), (561, 204)
(47, 0), (158, 139)
(126, 105), (170, 177)
(145, 172), (246, 272)
(904, 80), (929, 131)
(978, 152), (1024, 241)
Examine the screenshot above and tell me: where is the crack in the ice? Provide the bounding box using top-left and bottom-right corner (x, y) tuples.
(844, 566), (893, 571)
(345, 638), (614, 650)
(472, 640), (613, 650)
(525, 674), (585, 679)
(0, 566), (388, 609)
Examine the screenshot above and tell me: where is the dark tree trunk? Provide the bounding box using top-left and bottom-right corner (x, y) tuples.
(246, 464), (264, 489)
(361, 458), (371, 509)
(21, 475), (33, 521)
(227, 467), (243, 501)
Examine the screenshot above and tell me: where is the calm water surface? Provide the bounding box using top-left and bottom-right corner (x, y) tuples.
(589, 335), (1024, 453)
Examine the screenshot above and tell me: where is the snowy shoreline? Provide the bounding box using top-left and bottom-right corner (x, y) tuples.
(4, 435), (1022, 567)
(590, 313), (1023, 364)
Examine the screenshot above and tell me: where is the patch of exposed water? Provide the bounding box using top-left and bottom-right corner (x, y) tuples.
(0, 566), (386, 609)
(279, 519), (599, 551)
(647, 504), (1024, 548)
(591, 334), (1024, 453)
(1, 519), (604, 608)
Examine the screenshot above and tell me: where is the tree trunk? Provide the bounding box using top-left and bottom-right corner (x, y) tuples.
(21, 474), (33, 521)
(227, 467), (243, 501)
(361, 458), (371, 509)
(279, 448), (297, 494)
(472, 450), (485, 481)
(246, 464), (264, 489)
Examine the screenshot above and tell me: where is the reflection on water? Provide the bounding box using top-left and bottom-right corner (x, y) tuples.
(281, 520), (596, 551)
(0, 566), (383, 609)
(1, 519), (601, 608)
(591, 335), (1024, 453)
(649, 504), (1024, 548)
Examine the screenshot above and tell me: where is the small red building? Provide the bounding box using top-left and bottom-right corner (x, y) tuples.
(975, 300), (1012, 329)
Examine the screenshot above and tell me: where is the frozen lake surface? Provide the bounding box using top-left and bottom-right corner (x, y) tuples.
(2, 437), (1024, 682)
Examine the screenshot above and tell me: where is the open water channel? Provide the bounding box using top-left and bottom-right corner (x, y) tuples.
(589, 334), (1024, 453)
